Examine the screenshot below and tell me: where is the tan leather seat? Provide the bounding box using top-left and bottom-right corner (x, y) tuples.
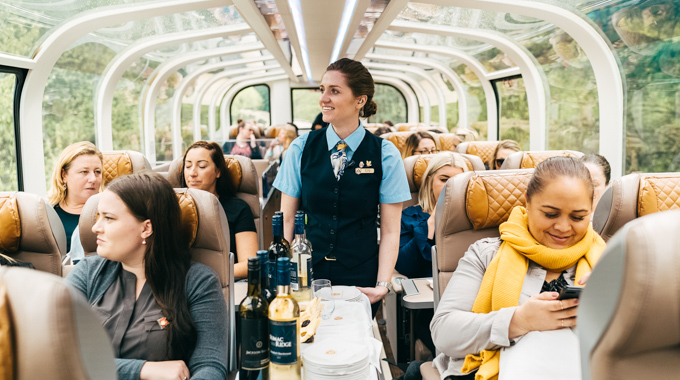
(432, 169), (534, 306)
(395, 123), (425, 132)
(402, 154), (483, 209)
(101, 150), (152, 185)
(168, 154), (262, 247)
(0, 266), (116, 379)
(0, 192), (65, 275)
(579, 209), (680, 380)
(501, 150), (584, 169)
(438, 133), (462, 152)
(79, 188), (237, 371)
(593, 172), (680, 241)
(455, 141), (500, 165)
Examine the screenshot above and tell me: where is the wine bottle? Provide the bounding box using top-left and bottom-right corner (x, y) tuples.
(268, 257), (301, 379)
(238, 257), (269, 380)
(268, 214), (290, 294)
(257, 250), (275, 304)
(291, 213), (312, 302)
(274, 211), (291, 251)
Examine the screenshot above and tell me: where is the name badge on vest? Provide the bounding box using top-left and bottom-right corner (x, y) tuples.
(356, 161), (374, 174)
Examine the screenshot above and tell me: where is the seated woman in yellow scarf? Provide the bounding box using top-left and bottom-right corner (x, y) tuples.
(429, 157), (606, 380)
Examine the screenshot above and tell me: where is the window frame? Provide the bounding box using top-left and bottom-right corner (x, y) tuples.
(0, 65), (27, 191)
(228, 83), (272, 127)
(490, 74), (522, 142)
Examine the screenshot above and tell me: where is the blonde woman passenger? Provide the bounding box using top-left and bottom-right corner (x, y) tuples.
(265, 123), (298, 163)
(489, 139), (521, 170)
(48, 141), (103, 262)
(396, 152), (469, 278)
(402, 131), (439, 159)
(429, 157), (605, 380)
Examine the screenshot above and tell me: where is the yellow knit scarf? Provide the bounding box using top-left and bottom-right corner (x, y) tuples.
(461, 206), (606, 380)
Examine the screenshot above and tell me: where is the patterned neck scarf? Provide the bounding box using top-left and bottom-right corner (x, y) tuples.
(330, 140), (348, 181)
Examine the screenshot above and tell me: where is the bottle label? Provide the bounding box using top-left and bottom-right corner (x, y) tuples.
(241, 318), (270, 369)
(269, 320), (298, 365)
(290, 261), (298, 291)
(306, 257), (313, 286)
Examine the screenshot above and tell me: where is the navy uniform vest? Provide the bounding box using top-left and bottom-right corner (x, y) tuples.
(300, 129), (382, 269)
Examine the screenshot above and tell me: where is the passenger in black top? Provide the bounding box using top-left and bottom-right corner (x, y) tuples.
(47, 141), (103, 253)
(312, 111), (329, 130)
(178, 141), (257, 278)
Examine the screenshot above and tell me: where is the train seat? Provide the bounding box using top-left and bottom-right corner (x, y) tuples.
(579, 209), (680, 380)
(168, 154), (262, 242)
(402, 154), (484, 209)
(437, 133), (462, 152)
(0, 266), (117, 380)
(395, 122), (426, 132)
(433, 169), (534, 306)
(501, 150), (584, 169)
(455, 141), (500, 166)
(593, 172), (680, 241)
(101, 150), (152, 185)
(229, 124), (263, 139)
(0, 192), (65, 275)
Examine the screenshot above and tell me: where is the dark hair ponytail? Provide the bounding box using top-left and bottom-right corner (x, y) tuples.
(107, 173), (197, 360)
(526, 157), (594, 205)
(326, 58), (377, 118)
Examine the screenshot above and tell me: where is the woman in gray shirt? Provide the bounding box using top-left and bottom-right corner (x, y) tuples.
(67, 173), (228, 380)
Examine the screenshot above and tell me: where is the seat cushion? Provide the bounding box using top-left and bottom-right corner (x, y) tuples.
(0, 194), (21, 253)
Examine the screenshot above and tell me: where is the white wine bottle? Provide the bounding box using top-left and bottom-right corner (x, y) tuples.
(268, 257), (301, 379)
(291, 213), (312, 302)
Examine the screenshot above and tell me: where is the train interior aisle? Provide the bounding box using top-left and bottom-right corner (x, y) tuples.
(1, 0), (680, 379)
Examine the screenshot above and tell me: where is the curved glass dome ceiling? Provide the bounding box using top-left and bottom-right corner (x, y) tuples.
(0, 1), (246, 58)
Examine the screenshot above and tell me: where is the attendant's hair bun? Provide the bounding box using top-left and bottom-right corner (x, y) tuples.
(363, 101), (377, 117)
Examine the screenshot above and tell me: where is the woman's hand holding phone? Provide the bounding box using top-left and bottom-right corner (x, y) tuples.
(508, 292), (579, 339)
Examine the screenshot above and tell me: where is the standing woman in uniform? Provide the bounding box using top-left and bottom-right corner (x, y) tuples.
(274, 58), (410, 315)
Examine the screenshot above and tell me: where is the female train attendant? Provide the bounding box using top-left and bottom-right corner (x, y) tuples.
(67, 173), (228, 380)
(274, 58), (410, 314)
(429, 157), (605, 379)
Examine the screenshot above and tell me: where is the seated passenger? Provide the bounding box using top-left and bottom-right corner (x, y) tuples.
(430, 157), (605, 379)
(265, 123), (298, 163)
(66, 173), (228, 380)
(402, 131), (439, 159)
(383, 120), (394, 128)
(489, 139), (521, 170)
(48, 141), (103, 260)
(580, 153), (611, 212)
(396, 152), (469, 278)
(180, 141), (257, 278)
(230, 119), (262, 159)
(0, 253), (34, 269)
(312, 111), (329, 130)
(373, 126), (392, 137)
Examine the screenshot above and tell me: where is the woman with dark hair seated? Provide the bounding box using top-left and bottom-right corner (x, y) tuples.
(67, 173), (228, 380)
(429, 157), (605, 379)
(580, 153), (611, 212)
(180, 141), (257, 278)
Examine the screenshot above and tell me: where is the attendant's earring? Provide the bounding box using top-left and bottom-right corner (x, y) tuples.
(142, 239), (146, 245)
(63, 183), (67, 190)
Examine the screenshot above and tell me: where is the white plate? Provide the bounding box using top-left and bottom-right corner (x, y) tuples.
(315, 285), (361, 301)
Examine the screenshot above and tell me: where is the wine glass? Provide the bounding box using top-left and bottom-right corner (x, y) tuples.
(311, 279), (335, 320)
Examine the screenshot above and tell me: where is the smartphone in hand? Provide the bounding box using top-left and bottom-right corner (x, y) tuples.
(557, 286), (583, 300)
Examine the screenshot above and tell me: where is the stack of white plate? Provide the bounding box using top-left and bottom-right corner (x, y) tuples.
(303, 340), (371, 380)
(315, 285), (362, 302)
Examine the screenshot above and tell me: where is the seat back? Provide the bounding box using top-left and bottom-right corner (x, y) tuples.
(455, 141), (500, 165)
(168, 154), (262, 242)
(437, 133), (462, 152)
(101, 150), (152, 185)
(0, 266), (117, 380)
(579, 210), (680, 380)
(593, 172), (680, 241)
(433, 169), (534, 308)
(501, 150), (584, 169)
(395, 123), (425, 132)
(0, 192), (65, 275)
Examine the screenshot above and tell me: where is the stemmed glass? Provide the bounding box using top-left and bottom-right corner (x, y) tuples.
(311, 279), (335, 320)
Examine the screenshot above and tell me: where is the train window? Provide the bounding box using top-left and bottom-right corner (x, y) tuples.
(0, 72), (19, 191)
(230, 85), (271, 129)
(373, 84), (407, 124)
(494, 77), (529, 150)
(292, 88), (322, 130)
